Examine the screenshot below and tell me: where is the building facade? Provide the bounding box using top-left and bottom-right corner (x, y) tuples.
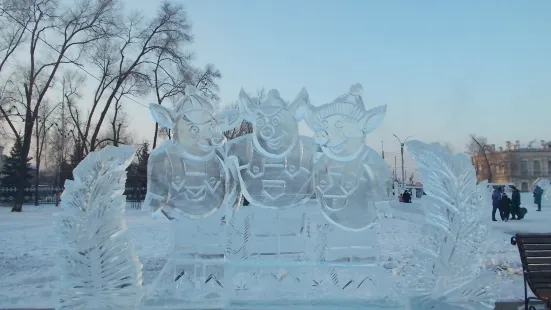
(473, 140), (551, 192)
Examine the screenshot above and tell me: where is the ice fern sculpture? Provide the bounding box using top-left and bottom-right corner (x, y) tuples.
(404, 140), (495, 310)
(56, 145), (143, 310)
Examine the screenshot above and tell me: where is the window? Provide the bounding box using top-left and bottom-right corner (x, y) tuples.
(548, 160), (551, 174)
(521, 182), (529, 192)
(510, 162), (518, 174)
(520, 160), (528, 176)
(533, 160), (541, 175)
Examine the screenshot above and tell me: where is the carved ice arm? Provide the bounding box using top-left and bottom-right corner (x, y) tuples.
(144, 153), (171, 219)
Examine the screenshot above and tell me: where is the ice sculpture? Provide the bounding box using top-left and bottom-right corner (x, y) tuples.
(294, 84), (396, 303)
(141, 86), (239, 309)
(226, 88), (315, 208)
(534, 178), (551, 200)
(223, 88), (318, 301)
(56, 145), (143, 310)
(298, 83), (390, 230)
(404, 140), (495, 309)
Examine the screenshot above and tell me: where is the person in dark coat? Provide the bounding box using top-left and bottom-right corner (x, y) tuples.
(510, 186), (521, 219)
(533, 186), (543, 211)
(500, 192), (511, 221)
(491, 187), (502, 221)
(402, 190), (411, 203)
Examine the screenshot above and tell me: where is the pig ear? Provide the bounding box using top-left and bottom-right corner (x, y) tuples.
(360, 105), (387, 134)
(237, 88), (256, 121)
(289, 87), (310, 119)
(215, 101), (244, 132)
(149, 103), (174, 130)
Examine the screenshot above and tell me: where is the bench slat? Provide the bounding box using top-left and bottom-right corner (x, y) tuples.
(530, 286), (551, 295)
(524, 244), (551, 251)
(519, 237), (551, 244)
(528, 277), (551, 285)
(524, 250), (551, 257)
(526, 257), (551, 264)
(527, 265), (551, 272)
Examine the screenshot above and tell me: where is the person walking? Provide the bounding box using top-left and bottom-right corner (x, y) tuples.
(533, 186), (543, 212)
(511, 186), (521, 219)
(491, 187), (502, 221)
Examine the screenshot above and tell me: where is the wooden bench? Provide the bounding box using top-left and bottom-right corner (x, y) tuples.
(510, 233), (551, 310)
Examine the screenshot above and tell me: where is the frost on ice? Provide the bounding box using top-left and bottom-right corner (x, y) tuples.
(56, 145), (143, 310)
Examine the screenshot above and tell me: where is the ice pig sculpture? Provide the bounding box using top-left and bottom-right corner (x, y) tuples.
(223, 88), (317, 301)
(140, 86), (238, 310)
(298, 84), (397, 302)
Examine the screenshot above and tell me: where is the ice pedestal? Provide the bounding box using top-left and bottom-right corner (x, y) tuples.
(224, 203), (398, 307)
(225, 204), (311, 301)
(140, 209), (229, 310)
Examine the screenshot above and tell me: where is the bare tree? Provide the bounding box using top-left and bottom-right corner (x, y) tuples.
(0, 0), (32, 75)
(63, 71), (88, 165)
(149, 37), (190, 149)
(49, 71), (84, 185)
(466, 135), (507, 183)
(0, 0), (117, 212)
(33, 101), (56, 205)
(80, 2), (197, 157)
(187, 64), (222, 101)
(95, 99), (133, 149)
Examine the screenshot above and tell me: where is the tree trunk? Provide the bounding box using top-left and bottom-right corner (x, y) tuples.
(12, 154), (28, 212)
(34, 161), (40, 206)
(34, 118), (40, 206)
(12, 120), (34, 212)
(152, 123), (159, 149)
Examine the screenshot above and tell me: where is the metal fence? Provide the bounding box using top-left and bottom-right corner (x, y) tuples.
(0, 186), (147, 208)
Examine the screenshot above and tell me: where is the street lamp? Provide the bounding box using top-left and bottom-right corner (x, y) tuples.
(393, 134), (413, 188)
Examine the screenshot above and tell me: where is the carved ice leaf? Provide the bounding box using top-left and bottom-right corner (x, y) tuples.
(405, 140), (494, 309)
(56, 145), (143, 310)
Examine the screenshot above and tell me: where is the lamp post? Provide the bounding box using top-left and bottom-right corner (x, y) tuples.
(393, 134), (413, 188)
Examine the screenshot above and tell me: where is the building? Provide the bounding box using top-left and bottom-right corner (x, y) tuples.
(472, 140), (551, 192)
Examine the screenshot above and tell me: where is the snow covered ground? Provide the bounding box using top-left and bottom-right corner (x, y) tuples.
(0, 193), (549, 308)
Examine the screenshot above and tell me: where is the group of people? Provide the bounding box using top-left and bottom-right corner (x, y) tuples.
(491, 186), (523, 221)
(399, 190), (412, 203)
(491, 185), (545, 222)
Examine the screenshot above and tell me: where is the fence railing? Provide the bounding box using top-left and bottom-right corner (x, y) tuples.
(0, 186), (147, 208)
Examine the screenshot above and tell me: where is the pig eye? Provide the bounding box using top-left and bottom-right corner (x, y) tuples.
(272, 117), (280, 125)
(335, 120), (343, 128)
(321, 119), (328, 129)
(189, 125), (199, 134)
(257, 118), (265, 127)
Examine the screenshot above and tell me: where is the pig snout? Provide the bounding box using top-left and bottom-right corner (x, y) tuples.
(210, 133), (226, 147)
(314, 130), (329, 146)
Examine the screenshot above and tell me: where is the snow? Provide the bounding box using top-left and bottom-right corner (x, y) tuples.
(0, 193), (550, 308)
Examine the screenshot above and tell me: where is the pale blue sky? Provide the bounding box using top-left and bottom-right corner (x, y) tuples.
(123, 0), (551, 172)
